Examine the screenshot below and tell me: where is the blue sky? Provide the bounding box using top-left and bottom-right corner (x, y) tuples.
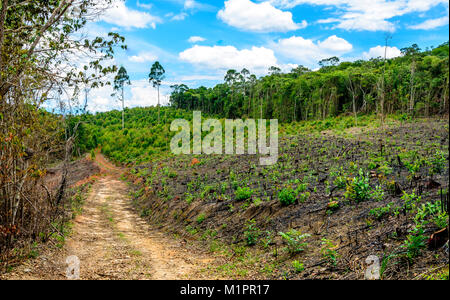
(82, 0), (449, 112)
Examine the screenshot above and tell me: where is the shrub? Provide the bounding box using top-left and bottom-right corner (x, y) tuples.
(402, 227), (427, 261)
(296, 183), (308, 193)
(292, 260), (305, 273)
(327, 200), (340, 213)
(244, 219), (261, 246)
(344, 169), (371, 203)
(235, 187), (254, 201)
(90, 149), (96, 160)
(414, 200), (449, 229)
(402, 190), (421, 212)
(371, 185), (385, 202)
(321, 239), (339, 266)
(279, 187), (297, 206)
(298, 192), (310, 203)
(428, 150), (446, 176)
(279, 229), (310, 254)
(369, 203), (393, 220)
(196, 213), (206, 224)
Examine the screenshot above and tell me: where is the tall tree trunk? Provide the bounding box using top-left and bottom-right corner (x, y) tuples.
(121, 87), (124, 130)
(409, 61), (416, 116)
(157, 84), (160, 124)
(293, 96), (297, 122)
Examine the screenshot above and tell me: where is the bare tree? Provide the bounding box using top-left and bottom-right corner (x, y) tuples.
(379, 33), (393, 124)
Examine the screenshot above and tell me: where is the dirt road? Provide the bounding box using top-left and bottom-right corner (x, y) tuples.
(3, 153), (215, 280)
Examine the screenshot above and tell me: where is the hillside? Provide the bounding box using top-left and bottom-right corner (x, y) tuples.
(73, 106), (449, 279)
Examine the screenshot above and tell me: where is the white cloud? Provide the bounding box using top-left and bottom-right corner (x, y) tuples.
(267, 0), (448, 32)
(129, 52), (158, 63)
(318, 35), (353, 52)
(362, 45), (402, 60)
(183, 0), (215, 11)
(273, 35), (353, 66)
(180, 75), (223, 81)
(136, 0), (153, 10)
(184, 0), (199, 10)
(408, 16), (449, 30)
(218, 0), (304, 32)
(172, 12), (188, 21)
(179, 45), (278, 75)
(100, 0), (161, 29)
(188, 36), (206, 43)
(128, 80), (170, 108)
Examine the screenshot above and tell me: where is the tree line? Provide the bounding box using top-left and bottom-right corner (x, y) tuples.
(169, 43), (449, 123)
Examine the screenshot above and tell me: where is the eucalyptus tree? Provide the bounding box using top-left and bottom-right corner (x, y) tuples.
(149, 61), (166, 124)
(346, 68), (361, 126)
(268, 66), (281, 75)
(380, 34), (393, 123)
(113, 66), (131, 130)
(224, 69), (238, 108)
(248, 74), (257, 118)
(240, 68), (250, 115)
(401, 44), (421, 115)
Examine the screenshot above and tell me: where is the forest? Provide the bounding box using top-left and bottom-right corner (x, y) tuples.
(170, 43), (449, 122)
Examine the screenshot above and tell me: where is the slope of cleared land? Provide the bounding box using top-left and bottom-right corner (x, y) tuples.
(126, 118), (449, 280)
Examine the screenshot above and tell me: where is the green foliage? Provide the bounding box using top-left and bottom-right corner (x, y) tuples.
(90, 149), (96, 160)
(321, 239), (339, 266)
(298, 192), (310, 203)
(186, 225), (198, 235)
(292, 260), (305, 273)
(235, 187), (254, 201)
(278, 187), (297, 206)
(414, 200), (449, 229)
(333, 174), (347, 190)
(185, 193), (195, 204)
(344, 169), (371, 203)
(369, 203), (394, 221)
(196, 213), (206, 224)
(401, 190), (421, 212)
(402, 227), (427, 261)
(169, 42), (450, 122)
(279, 230), (310, 254)
(77, 107), (201, 164)
(428, 150), (447, 176)
(371, 185), (385, 202)
(423, 268), (449, 280)
(244, 219), (261, 246)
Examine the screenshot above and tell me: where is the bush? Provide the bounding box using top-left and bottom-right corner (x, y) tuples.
(292, 260), (305, 273)
(279, 229), (310, 254)
(428, 150), (446, 176)
(344, 169), (371, 203)
(196, 213), (206, 224)
(369, 203), (393, 220)
(403, 227), (427, 261)
(244, 219), (261, 246)
(279, 187), (297, 206)
(321, 239), (339, 266)
(298, 192), (310, 203)
(235, 187), (254, 201)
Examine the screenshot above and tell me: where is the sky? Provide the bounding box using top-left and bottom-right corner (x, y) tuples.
(74, 0), (449, 112)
